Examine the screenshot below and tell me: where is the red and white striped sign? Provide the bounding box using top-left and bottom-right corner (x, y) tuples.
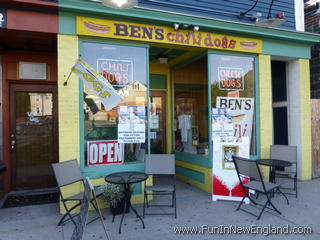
(87, 140), (124, 166)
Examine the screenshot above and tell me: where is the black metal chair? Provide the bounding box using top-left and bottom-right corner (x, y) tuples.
(232, 156), (289, 220)
(143, 154), (177, 218)
(270, 145), (298, 198)
(51, 159), (103, 226)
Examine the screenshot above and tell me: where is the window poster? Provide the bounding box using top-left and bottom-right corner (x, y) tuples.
(212, 107), (233, 141)
(216, 97), (254, 142)
(218, 67), (244, 91)
(118, 105), (146, 143)
(87, 140), (124, 166)
(212, 137), (250, 202)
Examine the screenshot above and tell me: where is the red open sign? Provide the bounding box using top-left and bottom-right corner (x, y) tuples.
(87, 140), (124, 166)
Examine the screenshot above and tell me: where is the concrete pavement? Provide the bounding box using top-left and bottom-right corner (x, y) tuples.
(1, 178), (320, 240)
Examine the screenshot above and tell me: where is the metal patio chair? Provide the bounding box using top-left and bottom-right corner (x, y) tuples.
(232, 156), (289, 220)
(51, 159), (104, 226)
(270, 145), (298, 198)
(143, 154), (177, 218)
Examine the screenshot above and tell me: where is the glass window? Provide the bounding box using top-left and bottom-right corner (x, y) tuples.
(82, 42), (148, 166)
(173, 57), (209, 157)
(209, 54), (256, 155)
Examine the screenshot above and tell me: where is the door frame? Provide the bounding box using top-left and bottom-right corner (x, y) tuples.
(9, 83), (58, 190)
(150, 90), (167, 154)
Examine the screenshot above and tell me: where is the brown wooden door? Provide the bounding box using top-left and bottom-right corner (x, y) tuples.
(10, 84), (58, 190)
(150, 91), (166, 154)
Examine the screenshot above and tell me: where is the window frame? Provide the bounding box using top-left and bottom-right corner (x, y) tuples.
(208, 50), (260, 160)
(78, 38), (150, 178)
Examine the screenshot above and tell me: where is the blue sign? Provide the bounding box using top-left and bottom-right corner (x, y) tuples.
(0, 9), (6, 28)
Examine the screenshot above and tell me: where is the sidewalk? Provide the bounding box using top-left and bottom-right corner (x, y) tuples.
(1, 178), (320, 240)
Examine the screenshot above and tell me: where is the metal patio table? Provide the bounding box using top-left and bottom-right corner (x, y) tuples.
(105, 171), (148, 234)
(257, 158), (292, 183)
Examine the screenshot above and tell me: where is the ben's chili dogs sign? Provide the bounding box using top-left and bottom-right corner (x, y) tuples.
(77, 17), (262, 53)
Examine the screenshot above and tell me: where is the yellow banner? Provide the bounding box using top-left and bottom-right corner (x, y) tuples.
(77, 16), (262, 54)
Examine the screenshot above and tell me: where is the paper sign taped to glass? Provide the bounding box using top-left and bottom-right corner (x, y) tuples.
(212, 108), (233, 141)
(118, 105), (145, 124)
(71, 59), (123, 110)
(212, 136), (250, 202)
(118, 123), (145, 143)
(216, 97), (254, 142)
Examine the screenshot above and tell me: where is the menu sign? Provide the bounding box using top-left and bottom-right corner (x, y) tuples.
(218, 67), (244, 91)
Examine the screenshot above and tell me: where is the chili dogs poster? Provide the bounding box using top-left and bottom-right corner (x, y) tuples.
(216, 97), (254, 142)
(212, 137), (250, 202)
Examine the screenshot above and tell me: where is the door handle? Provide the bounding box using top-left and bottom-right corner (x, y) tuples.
(11, 140), (15, 150)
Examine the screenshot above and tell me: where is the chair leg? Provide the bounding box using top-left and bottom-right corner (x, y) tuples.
(174, 191), (177, 218)
(277, 188), (289, 205)
(58, 201), (80, 226)
(236, 197), (246, 211)
(143, 190), (146, 218)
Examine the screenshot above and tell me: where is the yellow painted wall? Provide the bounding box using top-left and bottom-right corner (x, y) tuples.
(258, 55), (272, 179)
(299, 59), (312, 180)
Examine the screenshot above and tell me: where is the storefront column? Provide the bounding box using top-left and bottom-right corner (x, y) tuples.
(287, 59), (312, 180)
(58, 34), (80, 163)
(258, 55), (273, 158)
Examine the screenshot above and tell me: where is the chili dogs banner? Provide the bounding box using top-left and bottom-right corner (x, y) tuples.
(71, 59), (123, 110)
(77, 16), (262, 54)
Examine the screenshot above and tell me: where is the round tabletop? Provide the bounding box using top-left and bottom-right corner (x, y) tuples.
(257, 159), (292, 168)
(105, 171), (149, 185)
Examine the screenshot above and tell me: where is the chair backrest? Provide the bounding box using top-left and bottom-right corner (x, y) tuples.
(52, 159), (83, 187)
(232, 156), (262, 182)
(145, 154), (175, 175)
(270, 145), (297, 164)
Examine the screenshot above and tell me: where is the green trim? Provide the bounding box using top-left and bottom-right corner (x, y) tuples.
(263, 39), (311, 59)
(150, 74), (167, 89)
(176, 166), (205, 183)
(59, 12), (76, 35)
(253, 55), (260, 159)
(59, 0), (320, 45)
(174, 152), (211, 168)
(207, 51), (212, 166)
(147, 49), (151, 155)
(82, 163), (145, 179)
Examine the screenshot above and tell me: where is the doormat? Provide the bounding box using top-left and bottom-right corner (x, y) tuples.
(2, 193), (59, 208)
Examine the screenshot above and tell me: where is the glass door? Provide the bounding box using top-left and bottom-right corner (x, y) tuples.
(10, 84), (57, 189)
(150, 91), (166, 154)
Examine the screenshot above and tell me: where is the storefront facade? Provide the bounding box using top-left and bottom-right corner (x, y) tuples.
(58, 0), (319, 203)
